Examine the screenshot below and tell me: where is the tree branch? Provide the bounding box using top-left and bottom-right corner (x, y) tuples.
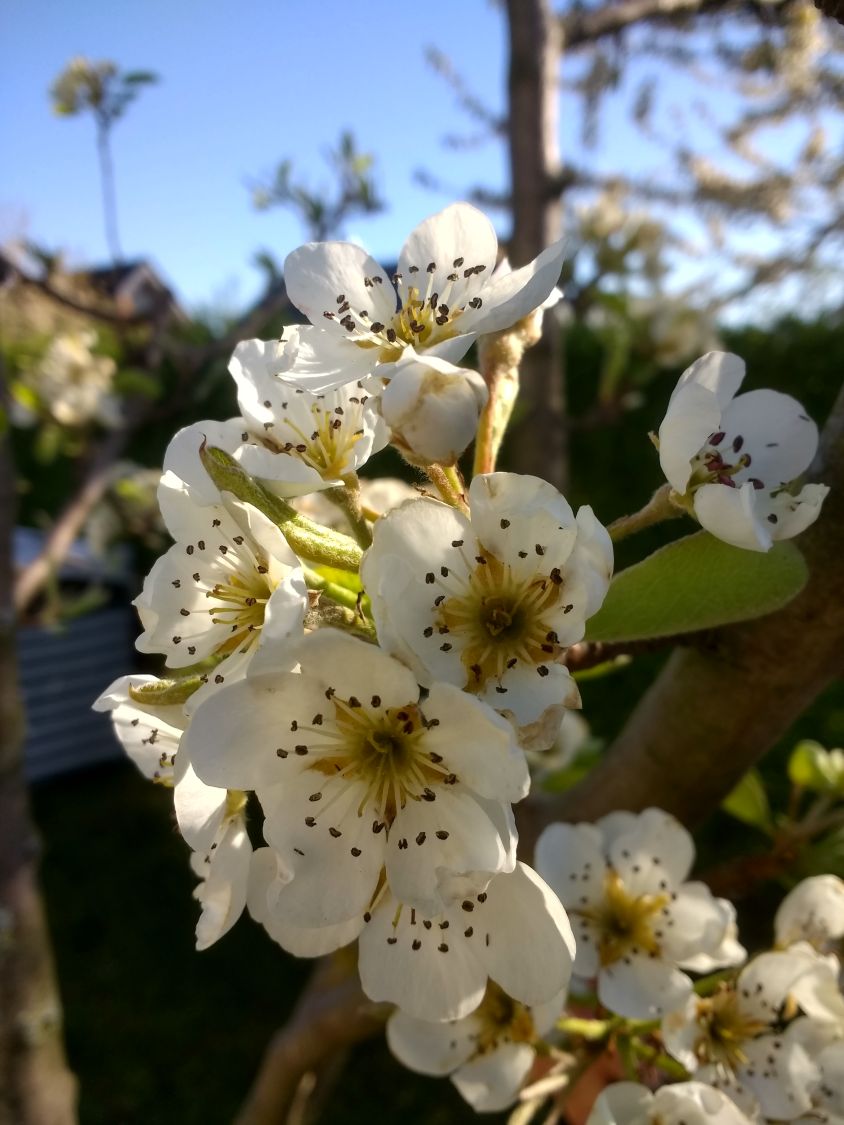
(559, 0), (798, 50)
(233, 959), (385, 1125)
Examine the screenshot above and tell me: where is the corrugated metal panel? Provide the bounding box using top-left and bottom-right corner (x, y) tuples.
(19, 607), (136, 782)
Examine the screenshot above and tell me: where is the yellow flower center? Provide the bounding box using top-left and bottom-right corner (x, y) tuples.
(472, 982), (537, 1056)
(580, 870), (670, 967)
(286, 696), (457, 829)
(434, 549), (570, 692)
(693, 987), (768, 1069)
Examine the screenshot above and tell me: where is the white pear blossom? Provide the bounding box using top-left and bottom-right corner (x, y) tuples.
(790, 1026), (844, 1125)
(658, 351), (828, 551)
(387, 982), (566, 1112)
(587, 1081), (755, 1125)
(378, 349), (488, 466)
(361, 472), (613, 749)
(253, 856), (573, 1022)
(93, 674), (185, 785)
(93, 675), (251, 948)
(276, 202), (566, 391)
(189, 796), (252, 951)
(134, 465), (307, 713)
(228, 340), (389, 489)
(536, 809), (742, 1019)
(356, 866), (567, 1022)
(661, 948), (836, 1119)
(183, 628), (528, 928)
(776, 876), (844, 953)
(14, 328), (120, 429)
(163, 417), (333, 504)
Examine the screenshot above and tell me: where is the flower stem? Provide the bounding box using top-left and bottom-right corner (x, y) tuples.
(426, 464), (468, 511)
(324, 474), (373, 548)
(607, 484), (683, 542)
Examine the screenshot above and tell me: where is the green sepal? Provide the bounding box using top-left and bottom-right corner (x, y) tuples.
(200, 444), (364, 572)
(129, 675), (204, 706)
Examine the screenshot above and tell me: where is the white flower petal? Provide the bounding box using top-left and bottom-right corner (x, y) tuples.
(193, 818), (251, 950)
(263, 775), (385, 926)
(92, 675), (185, 782)
(358, 896), (488, 1022)
(662, 993), (705, 1072)
(737, 949), (819, 1022)
(284, 241), (395, 335)
(386, 1009), (477, 1076)
(588, 1082), (653, 1125)
(659, 381), (723, 494)
(397, 202), (498, 310)
(458, 238), (566, 337)
(172, 758), (227, 852)
(693, 481), (771, 551)
(474, 862), (575, 1008)
(387, 788), (514, 915)
(599, 952), (692, 1019)
(273, 323), (380, 391)
(292, 628), (420, 711)
(379, 352), (487, 465)
(451, 1041), (536, 1112)
(161, 418), (246, 510)
(652, 1081), (756, 1124)
(535, 822), (607, 909)
(604, 807), (695, 890)
(776, 876), (844, 951)
(183, 674), (326, 791)
(721, 389), (819, 484)
(740, 1031), (816, 1120)
(671, 352), (746, 411)
(422, 683), (529, 802)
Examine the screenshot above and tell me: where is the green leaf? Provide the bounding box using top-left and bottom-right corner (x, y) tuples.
(721, 769), (773, 833)
(584, 532), (808, 644)
(800, 826), (844, 879)
(113, 368), (160, 398)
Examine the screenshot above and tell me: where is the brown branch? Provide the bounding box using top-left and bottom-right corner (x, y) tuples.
(813, 0), (844, 27)
(233, 959), (385, 1125)
(559, 0), (797, 50)
(531, 377), (844, 833)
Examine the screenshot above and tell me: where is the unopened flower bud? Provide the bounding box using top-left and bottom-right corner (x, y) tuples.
(380, 351), (488, 466)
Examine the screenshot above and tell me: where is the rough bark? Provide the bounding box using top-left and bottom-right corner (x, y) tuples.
(504, 0), (568, 490)
(542, 379), (844, 830)
(0, 365), (78, 1124)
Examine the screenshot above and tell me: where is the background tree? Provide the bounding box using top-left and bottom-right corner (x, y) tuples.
(423, 0), (844, 485)
(50, 58), (158, 264)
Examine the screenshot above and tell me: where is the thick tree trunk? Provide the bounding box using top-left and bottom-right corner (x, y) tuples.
(0, 370), (78, 1125)
(504, 0), (568, 489)
(543, 379), (844, 829)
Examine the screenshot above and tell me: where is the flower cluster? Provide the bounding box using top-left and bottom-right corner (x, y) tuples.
(95, 202), (832, 1118)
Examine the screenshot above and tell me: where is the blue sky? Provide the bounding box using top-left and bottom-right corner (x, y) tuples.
(2, 0), (514, 312)
(3, 1), (836, 319)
